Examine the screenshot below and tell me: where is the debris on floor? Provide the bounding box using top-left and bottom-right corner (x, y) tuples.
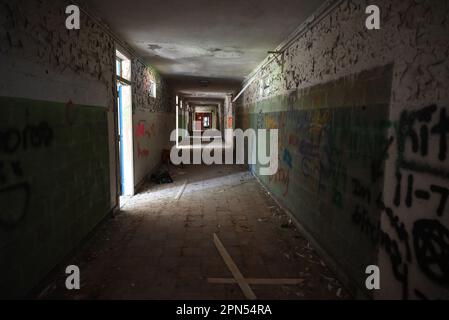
(38, 164), (351, 300)
(150, 170), (173, 184)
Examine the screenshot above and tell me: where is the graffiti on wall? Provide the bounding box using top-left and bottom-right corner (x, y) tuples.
(389, 104), (449, 299)
(250, 101), (449, 299)
(0, 121), (54, 228)
(243, 62), (448, 299)
(227, 116), (233, 129)
(268, 167), (290, 196)
(345, 104), (449, 299)
(283, 108), (352, 197)
(136, 120), (157, 158)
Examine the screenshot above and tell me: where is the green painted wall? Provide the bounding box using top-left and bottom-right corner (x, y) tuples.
(236, 65), (393, 296)
(0, 97), (110, 298)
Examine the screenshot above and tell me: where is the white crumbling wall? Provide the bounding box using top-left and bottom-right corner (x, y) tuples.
(241, 0), (449, 300)
(0, 0), (116, 107)
(0, 0), (173, 297)
(132, 59), (174, 187)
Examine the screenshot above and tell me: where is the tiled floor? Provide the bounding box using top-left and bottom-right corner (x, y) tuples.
(40, 164), (350, 300)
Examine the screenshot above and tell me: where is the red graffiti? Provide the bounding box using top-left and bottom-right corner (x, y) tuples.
(136, 122), (145, 138)
(137, 141), (149, 158)
(289, 134), (299, 147)
(136, 122), (156, 139)
(227, 116), (233, 129)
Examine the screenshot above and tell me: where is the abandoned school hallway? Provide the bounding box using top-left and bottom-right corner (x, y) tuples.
(1, 0), (449, 300)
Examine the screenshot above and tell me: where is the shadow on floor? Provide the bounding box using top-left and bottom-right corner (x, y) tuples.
(38, 164), (351, 300)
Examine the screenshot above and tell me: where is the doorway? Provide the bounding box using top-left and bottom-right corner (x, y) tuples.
(116, 50), (134, 200)
(195, 112), (212, 132)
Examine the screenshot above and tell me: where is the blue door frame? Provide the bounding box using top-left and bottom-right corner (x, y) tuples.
(118, 84), (125, 195)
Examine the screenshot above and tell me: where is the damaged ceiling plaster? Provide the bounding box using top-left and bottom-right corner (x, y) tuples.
(86, 0), (326, 81)
(146, 43), (244, 60)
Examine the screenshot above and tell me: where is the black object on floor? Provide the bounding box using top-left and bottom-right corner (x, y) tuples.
(150, 170), (173, 184)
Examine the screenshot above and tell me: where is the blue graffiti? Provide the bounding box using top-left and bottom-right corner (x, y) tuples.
(283, 148), (292, 169)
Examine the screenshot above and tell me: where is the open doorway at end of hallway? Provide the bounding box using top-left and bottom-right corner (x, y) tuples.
(116, 49), (134, 207)
(195, 112), (212, 132)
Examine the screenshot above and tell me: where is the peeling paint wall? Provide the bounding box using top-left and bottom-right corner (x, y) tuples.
(0, 0), (116, 298)
(0, 0), (173, 298)
(132, 60), (174, 187)
(0, 0), (117, 207)
(132, 60), (171, 113)
(237, 0), (449, 299)
(0, 0), (116, 105)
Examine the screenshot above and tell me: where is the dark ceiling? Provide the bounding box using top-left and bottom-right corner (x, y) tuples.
(88, 0), (326, 82)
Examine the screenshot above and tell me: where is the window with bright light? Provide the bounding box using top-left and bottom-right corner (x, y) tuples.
(116, 50), (131, 81)
(149, 80), (157, 98)
(116, 58), (122, 77)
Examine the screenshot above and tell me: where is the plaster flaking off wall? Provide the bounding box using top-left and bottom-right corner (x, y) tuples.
(132, 60), (174, 187)
(237, 0), (449, 299)
(237, 65), (393, 298)
(0, 0), (117, 298)
(132, 60), (171, 113)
